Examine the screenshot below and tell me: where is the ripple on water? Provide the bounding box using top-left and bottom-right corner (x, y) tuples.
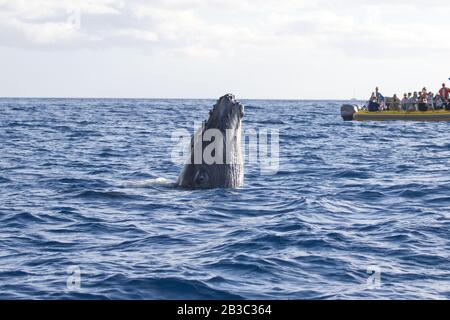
(0, 98), (449, 299)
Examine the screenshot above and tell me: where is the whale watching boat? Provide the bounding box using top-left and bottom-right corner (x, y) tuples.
(341, 97), (450, 121)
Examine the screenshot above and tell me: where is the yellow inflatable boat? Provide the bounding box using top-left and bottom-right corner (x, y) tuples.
(341, 104), (450, 121)
(354, 110), (450, 121)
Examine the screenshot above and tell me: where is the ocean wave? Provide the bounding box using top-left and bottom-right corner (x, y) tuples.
(1, 98), (449, 299)
(119, 177), (174, 187)
(73, 190), (146, 201)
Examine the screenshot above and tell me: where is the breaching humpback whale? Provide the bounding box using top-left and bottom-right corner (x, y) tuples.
(177, 94), (244, 189)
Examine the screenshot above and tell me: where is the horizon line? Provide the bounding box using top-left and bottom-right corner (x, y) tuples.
(0, 96), (363, 101)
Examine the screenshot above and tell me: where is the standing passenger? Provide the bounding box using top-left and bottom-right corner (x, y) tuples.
(438, 83), (450, 109)
(375, 87), (385, 107)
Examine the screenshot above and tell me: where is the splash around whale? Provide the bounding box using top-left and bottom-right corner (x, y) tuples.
(177, 94), (244, 189)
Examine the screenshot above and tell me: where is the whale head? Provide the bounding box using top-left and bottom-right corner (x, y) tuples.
(205, 93), (244, 132)
(177, 94), (244, 189)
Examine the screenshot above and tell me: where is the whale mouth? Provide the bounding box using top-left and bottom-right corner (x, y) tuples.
(205, 94), (244, 131)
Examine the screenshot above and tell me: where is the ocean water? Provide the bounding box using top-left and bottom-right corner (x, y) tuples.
(0, 98), (449, 300)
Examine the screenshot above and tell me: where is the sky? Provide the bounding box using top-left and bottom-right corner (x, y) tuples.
(0, 0), (449, 99)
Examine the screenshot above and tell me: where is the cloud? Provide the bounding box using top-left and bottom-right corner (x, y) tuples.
(0, 0), (449, 58)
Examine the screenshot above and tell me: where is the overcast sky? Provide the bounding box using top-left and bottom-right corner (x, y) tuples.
(0, 0), (449, 99)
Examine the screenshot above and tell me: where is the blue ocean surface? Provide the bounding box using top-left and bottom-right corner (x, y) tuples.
(0, 98), (449, 299)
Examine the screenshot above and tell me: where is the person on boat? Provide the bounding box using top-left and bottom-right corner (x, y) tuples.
(401, 93), (408, 111)
(408, 92), (418, 111)
(368, 96), (380, 112)
(427, 92), (435, 110)
(435, 94), (444, 110)
(438, 83), (450, 109)
(391, 94), (401, 111)
(405, 92), (413, 110)
(418, 92), (428, 112)
(375, 87), (385, 107)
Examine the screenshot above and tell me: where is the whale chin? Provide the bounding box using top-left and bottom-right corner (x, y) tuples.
(177, 94), (244, 189)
